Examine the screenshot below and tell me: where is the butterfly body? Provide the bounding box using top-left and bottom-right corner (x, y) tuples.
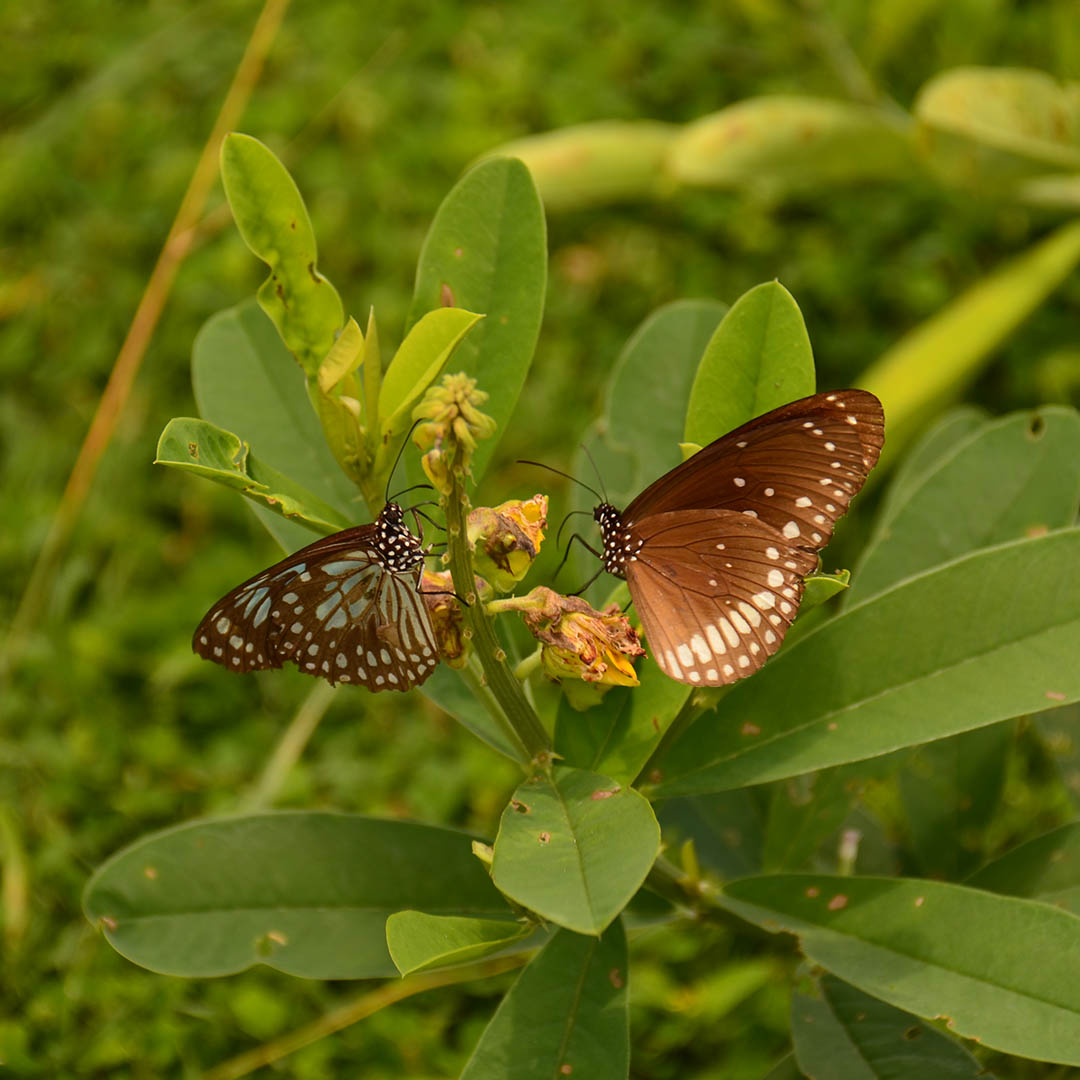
(593, 390), (884, 686)
(193, 502), (439, 692)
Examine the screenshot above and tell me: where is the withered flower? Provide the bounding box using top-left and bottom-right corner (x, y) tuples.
(421, 569), (471, 669)
(491, 586), (645, 689)
(468, 495), (548, 593)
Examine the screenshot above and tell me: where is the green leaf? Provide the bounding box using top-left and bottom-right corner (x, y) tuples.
(967, 823), (1080, 915)
(484, 120), (677, 211)
(386, 912), (532, 975)
(801, 571), (849, 611)
(850, 407), (1080, 604)
(317, 315), (365, 395)
(492, 767), (660, 935)
(720, 874), (1080, 1065)
(155, 418), (351, 535)
(83, 813), (508, 979)
(898, 723), (1013, 880)
(460, 923), (629, 1080)
(792, 973), (994, 1079)
(406, 158), (546, 483)
(553, 657), (691, 786)
(874, 405), (988, 529)
(650, 530), (1080, 795)
(571, 300), (727, 589)
(192, 301), (362, 551)
(668, 97), (916, 199)
(684, 281), (816, 448)
(915, 67), (1080, 179)
(658, 790), (764, 879)
(376, 307), (484, 467)
(761, 1053), (806, 1080)
(220, 133), (343, 373)
(861, 220), (1080, 465)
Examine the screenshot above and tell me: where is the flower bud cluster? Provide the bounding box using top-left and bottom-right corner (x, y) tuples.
(412, 373), (497, 495)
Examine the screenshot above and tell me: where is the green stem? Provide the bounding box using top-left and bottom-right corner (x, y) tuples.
(457, 656), (530, 762)
(514, 646), (543, 681)
(444, 463), (552, 768)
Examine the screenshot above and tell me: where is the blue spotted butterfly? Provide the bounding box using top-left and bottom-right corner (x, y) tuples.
(193, 502), (439, 692)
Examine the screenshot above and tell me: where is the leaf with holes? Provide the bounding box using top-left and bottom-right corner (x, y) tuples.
(82, 813), (508, 979)
(460, 923), (629, 1080)
(491, 768), (660, 935)
(719, 874), (1080, 1065)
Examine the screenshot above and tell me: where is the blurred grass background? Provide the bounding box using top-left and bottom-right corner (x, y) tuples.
(2, 0), (1078, 1075)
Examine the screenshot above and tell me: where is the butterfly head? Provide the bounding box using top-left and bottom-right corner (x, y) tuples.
(376, 501), (425, 573)
(594, 502), (642, 579)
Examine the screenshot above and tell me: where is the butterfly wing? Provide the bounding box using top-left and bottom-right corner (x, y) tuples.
(624, 390), (884, 554)
(193, 526), (439, 692)
(624, 510), (817, 685)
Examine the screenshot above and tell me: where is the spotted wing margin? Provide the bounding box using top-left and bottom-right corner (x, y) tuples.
(624, 390), (885, 553)
(192, 527), (438, 692)
(625, 510), (817, 686)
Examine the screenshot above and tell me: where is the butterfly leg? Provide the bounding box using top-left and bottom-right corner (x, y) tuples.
(551, 531), (602, 583)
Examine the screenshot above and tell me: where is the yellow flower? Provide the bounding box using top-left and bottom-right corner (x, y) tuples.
(467, 495), (548, 593)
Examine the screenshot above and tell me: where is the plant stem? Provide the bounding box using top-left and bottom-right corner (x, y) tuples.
(444, 461), (552, 768)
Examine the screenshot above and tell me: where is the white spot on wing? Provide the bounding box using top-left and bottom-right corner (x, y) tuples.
(706, 624), (726, 654)
(783, 521), (800, 539)
(767, 569), (784, 588)
(795, 496), (812, 508)
(718, 617), (739, 647)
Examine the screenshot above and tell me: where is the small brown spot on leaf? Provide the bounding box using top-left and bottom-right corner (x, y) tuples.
(453, 247), (464, 258)
(307, 261), (320, 283)
(827, 893), (848, 911)
(143, 866), (158, 880)
(538, 831), (551, 844)
(903, 1026), (922, 1040)
(1046, 690), (1066, 701)
(267, 930), (288, 945)
(559, 1066), (572, 1076)
(806, 886), (820, 898)
(1027, 524), (1049, 538)
(289, 219), (297, 230)
(609, 967), (624, 989)
(651, 715), (660, 731)
(914, 896), (925, 907)
(648, 769), (663, 783)
(827, 722), (838, 731)
(511, 799), (530, 814)
(101, 916), (118, 932)
(499, 314), (508, 324)
(187, 442), (198, 458)
(440, 282), (455, 307)
(591, 785), (621, 800)
(741, 722), (761, 736)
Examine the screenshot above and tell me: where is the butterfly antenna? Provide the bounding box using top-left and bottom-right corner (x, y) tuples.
(391, 481), (434, 504)
(580, 443), (608, 503)
(518, 460), (603, 503)
(385, 418), (427, 506)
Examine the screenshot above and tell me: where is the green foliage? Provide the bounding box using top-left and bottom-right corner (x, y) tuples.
(83, 813), (508, 978)
(8, 3), (1080, 1075)
(460, 923), (629, 1080)
(491, 768), (660, 935)
(791, 973), (992, 1079)
(722, 875), (1080, 1064)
